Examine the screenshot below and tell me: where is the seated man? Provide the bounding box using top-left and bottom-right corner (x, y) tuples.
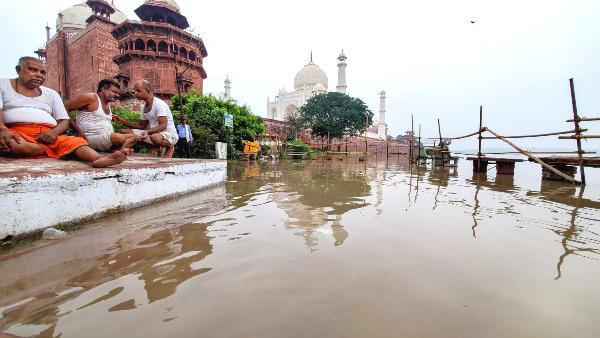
(0, 57), (126, 167)
(65, 79), (137, 153)
(113, 79), (179, 158)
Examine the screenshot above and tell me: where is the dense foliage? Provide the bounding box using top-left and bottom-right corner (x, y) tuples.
(171, 93), (266, 159)
(300, 92), (373, 141)
(283, 108), (305, 141)
(111, 106), (140, 131)
(286, 139), (310, 153)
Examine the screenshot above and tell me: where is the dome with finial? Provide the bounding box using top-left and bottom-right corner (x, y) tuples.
(294, 59), (328, 92)
(56, 2), (127, 32)
(143, 0), (180, 13)
(135, 0), (189, 29)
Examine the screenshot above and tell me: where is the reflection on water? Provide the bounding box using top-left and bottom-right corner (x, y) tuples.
(1, 159), (600, 337)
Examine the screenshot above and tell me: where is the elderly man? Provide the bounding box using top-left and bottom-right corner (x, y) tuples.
(113, 80), (178, 158)
(0, 57), (126, 167)
(66, 79), (137, 153)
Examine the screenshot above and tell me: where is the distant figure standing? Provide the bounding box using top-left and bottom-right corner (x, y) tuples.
(113, 80), (179, 158)
(176, 117), (193, 158)
(66, 79), (138, 153)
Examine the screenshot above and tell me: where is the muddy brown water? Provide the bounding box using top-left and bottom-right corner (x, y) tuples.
(1, 159), (599, 338)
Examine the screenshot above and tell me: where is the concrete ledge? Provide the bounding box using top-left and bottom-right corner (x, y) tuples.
(0, 156), (227, 239)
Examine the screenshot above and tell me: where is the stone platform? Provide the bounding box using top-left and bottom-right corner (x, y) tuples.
(0, 156), (227, 240)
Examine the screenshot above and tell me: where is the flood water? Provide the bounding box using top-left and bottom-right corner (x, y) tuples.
(1, 159), (600, 338)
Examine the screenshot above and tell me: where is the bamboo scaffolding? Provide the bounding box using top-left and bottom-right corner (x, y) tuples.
(478, 106), (483, 171)
(569, 78), (586, 185)
(566, 117), (600, 122)
(480, 129), (586, 139)
(410, 114), (414, 164)
(456, 151), (596, 155)
(485, 128), (581, 184)
(558, 134), (600, 139)
(437, 118), (442, 145)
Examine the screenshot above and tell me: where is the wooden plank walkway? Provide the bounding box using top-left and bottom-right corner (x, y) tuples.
(466, 156), (524, 175)
(528, 156), (600, 168)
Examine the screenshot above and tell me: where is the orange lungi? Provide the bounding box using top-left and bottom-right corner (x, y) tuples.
(8, 123), (88, 158)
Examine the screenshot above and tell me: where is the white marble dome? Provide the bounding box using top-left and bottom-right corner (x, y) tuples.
(144, 0), (181, 13)
(313, 83), (327, 93)
(57, 2), (127, 31)
(294, 61), (328, 91)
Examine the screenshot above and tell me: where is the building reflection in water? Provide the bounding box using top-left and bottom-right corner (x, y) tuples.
(229, 161), (372, 252)
(0, 189), (222, 337)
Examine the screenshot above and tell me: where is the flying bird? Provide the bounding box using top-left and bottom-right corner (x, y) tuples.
(470, 20), (476, 24)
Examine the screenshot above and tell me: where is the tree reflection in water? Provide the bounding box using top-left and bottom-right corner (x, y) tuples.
(228, 161), (372, 251)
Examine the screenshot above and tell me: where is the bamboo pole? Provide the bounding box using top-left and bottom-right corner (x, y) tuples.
(569, 78), (586, 185)
(486, 128), (581, 184)
(478, 106), (483, 172)
(410, 114), (414, 164)
(418, 124), (422, 164)
(457, 150), (596, 155)
(558, 134), (600, 139)
(566, 117), (600, 122)
(364, 110), (368, 161)
(480, 129), (586, 139)
(437, 118), (442, 145)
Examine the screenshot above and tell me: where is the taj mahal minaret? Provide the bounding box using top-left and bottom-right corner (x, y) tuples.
(378, 90), (387, 139)
(336, 50), (347, 94)
(224, 76), (232, 100)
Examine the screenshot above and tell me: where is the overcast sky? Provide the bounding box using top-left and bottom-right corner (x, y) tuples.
(1, 0), (598, 150)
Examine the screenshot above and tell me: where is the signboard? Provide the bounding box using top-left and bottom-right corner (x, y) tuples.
(224, 113), (233, 128)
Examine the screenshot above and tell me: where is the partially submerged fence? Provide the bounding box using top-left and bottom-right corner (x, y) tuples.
(415, 78), (599, 185)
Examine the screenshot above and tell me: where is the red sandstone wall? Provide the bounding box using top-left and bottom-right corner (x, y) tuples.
(94, 21), (120, 87)
(122, 60), (203, 96)
(66, 20), (119, 99)
(44, 36), (66, 97)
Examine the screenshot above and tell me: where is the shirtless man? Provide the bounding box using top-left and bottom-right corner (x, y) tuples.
(66, 79), (137, 153)
(113, 80), (179, 158)
(0, 57), (125, 167)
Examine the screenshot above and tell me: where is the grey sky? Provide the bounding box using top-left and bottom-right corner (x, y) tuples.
(1, 0), (598, 151)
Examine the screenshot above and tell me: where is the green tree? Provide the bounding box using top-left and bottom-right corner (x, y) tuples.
(171, 92), (265, 159)
(300, 92), (373, 145)
(284, 108), (305, 141)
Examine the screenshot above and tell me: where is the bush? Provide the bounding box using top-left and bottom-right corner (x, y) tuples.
(286, 139), (309, 153)
(170, 93), (266, 159)
(111, 106), (140, 132)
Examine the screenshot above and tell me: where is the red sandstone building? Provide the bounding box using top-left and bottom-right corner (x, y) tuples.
(38, 0), (207, 108)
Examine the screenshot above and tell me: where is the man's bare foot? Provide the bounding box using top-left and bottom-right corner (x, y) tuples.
(147, 148), (159, 157)
(120, 148), (133, 156)
(162, 145), (175, 158)
(91, 150), (126, 168)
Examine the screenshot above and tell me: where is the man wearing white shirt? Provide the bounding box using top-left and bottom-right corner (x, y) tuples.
(0, 57), (126, 167)
(113, 80), (179, 158)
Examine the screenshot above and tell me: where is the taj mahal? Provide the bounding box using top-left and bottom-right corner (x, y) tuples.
(263, 51), (388, 140)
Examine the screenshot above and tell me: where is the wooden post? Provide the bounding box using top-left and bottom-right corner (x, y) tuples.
(410, 114), (414, 163)
(364, 111), (368, 161)
(418, 124), (422, 164)
(478, 105), (483, 172)
(569, 78), (586, 185)
(437, 118), (442, 146)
